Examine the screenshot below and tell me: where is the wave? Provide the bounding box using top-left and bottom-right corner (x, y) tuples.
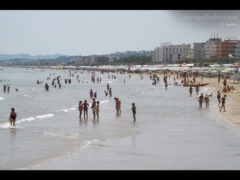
(0, 113), (54, 129)
(100, 100), (109, 104)
(56, 107), (77, 113)
(14, 139), (100, 170)
(43, 132), (79, 140)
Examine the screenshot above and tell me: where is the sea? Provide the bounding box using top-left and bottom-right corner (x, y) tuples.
(1, 66), (240, 170)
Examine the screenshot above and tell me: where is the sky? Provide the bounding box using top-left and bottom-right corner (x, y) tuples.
(0, 10), (240, 56)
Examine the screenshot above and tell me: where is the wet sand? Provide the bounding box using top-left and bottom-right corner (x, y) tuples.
(198, 76), (240, 129)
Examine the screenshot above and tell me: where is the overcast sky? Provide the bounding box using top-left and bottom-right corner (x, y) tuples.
(0, 10), (240, 56)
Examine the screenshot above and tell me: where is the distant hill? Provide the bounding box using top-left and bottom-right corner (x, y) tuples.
(0, 54), (66, 61)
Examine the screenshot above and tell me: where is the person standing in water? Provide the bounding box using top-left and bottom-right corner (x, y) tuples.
(132, 103), (136, 122)
(3, 84), (6, 93)
(196, 85), (199, 95)
(189, 86), (193, 97)
(45, 83), (49, 91)
(90, 89), (93, 99)
(109, 88), (112, 97)
(83, 100), (89, 119)
(91, 98), (96, 119)
(96, 101), (100, 119)
(217, 91), (221, 106)
(198, 93), (204, 109)
(9, 108), (17, 127)
(205, 95), (209, 108)
(7, 85), (10, 93)
(220, 95), (227, 112)
(78, 101), (83, 119)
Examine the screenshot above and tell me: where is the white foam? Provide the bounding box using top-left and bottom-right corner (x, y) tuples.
(57, 107), (77, 113)
(100, 100), (109, 104)
(14, 139), (99, 170)
(35, 113), (54, 119)
(43, 132), (78, 140)
(0, 97), (4, 100)
(0, 114), (54, 129)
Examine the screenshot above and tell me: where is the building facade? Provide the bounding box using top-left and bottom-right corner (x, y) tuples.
(204, 37), (222, 59)
(193, 43), (206, 60)
(233, 41), (240, 59)
(152, 43), (191, 63)
(213, 40), (239, 58)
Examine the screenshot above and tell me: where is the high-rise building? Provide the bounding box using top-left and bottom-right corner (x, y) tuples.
(233, 41), (240, 59)
(205, 36), (222, 59)
(193, 43), (206, 60)
(152, 43), (191, 63)
(213, 40), (239, 58)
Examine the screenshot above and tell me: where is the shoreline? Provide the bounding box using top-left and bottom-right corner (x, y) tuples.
(200, 76), (240, 129)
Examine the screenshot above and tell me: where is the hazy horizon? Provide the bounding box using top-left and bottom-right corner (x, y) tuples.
(1, 10), (240, 56)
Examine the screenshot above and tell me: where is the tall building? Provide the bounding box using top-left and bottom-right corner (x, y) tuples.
(213, 40), (239, 58)
(233, 41), (240, 59)
(193, 43), (206, 60)
(152, 43), (191, 63)
(205, 36), (222, 59)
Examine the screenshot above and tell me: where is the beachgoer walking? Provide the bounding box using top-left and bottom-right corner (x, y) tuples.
(220, 95), (227, 112)
(217, 91), (221, 106)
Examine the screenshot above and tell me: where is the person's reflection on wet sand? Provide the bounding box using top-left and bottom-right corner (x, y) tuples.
(93, 118), (99, 127)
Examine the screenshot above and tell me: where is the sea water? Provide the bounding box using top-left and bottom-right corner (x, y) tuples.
(1, 67), (240, 170)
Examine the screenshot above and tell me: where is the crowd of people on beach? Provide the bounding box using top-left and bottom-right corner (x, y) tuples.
(3, 67), (237, 128)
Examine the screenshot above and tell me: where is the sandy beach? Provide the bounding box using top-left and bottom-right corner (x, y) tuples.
(197, 76), (240, 129)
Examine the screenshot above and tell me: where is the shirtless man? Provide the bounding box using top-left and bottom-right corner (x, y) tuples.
(78, 101), (83, 119)
(83, 100), (89, 119)
(220, 95), (227, 112)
